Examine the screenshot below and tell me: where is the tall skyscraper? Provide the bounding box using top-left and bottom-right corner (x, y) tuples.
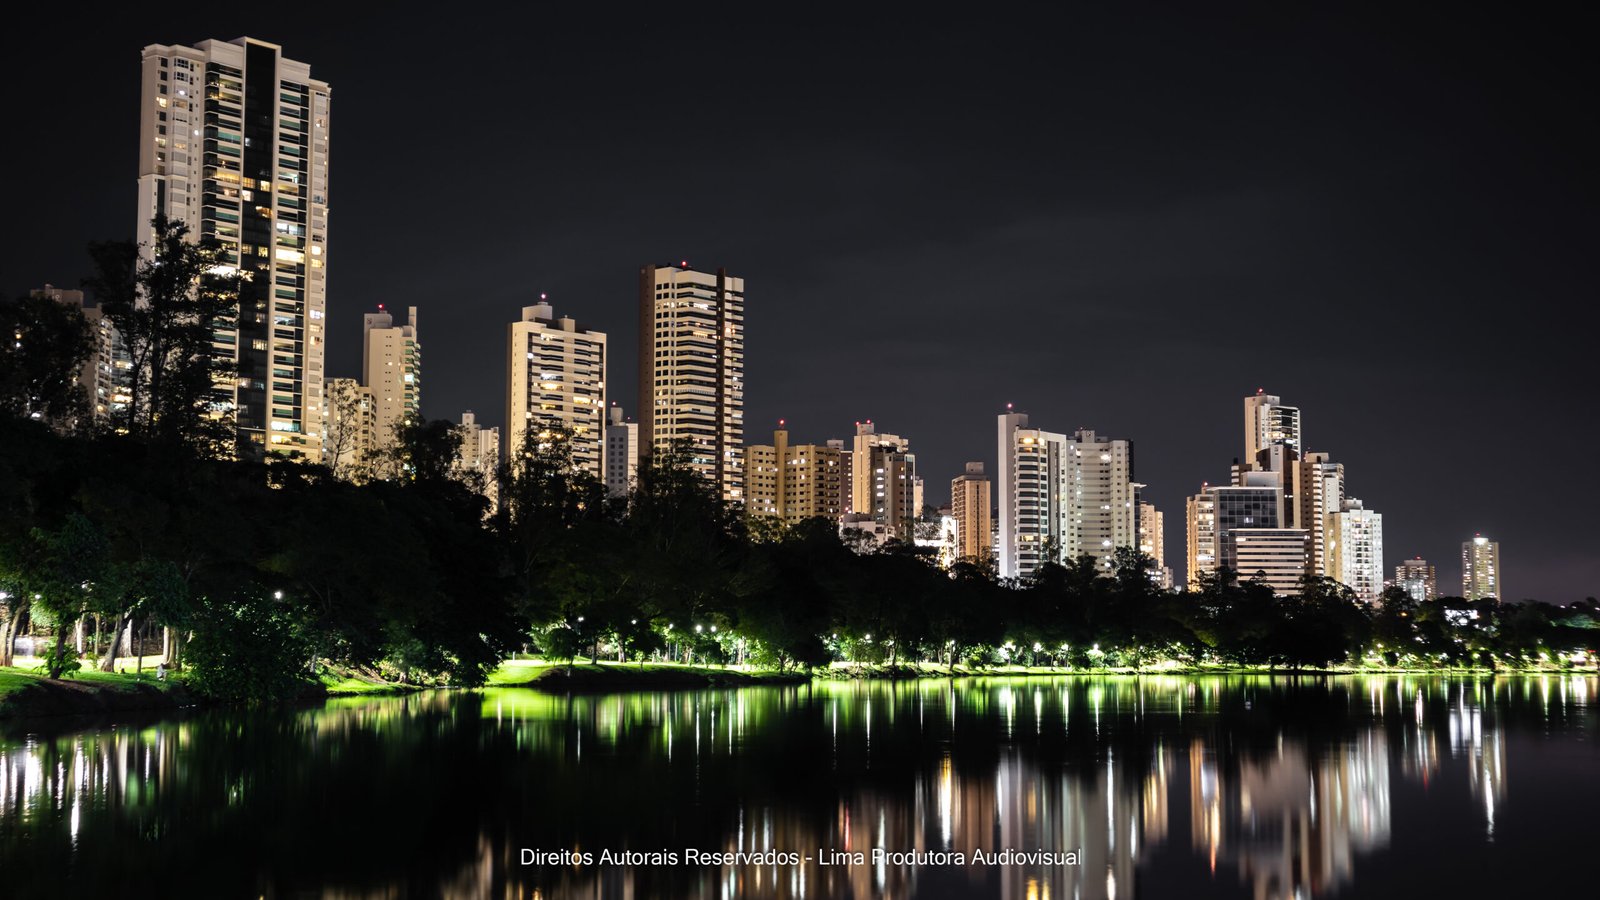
(362, 305), (419, 455)
(603, 405), (640, 499)
(1395, 558), (1437, 602)
(138, 38), (330, 460)
(1462, 535), (1503, 601)
(637, 264), (745, 503)
(506, 298), (607, 477)
(1296, 452), (1345, 578)
(829, 438), (852, 516)
(454, 411), (500, 512)
(850, 422), (917, 539)
(1185, 490), (1217, 589)
(1064, 429), (1138, 572)
(951, 462), (993, 564)
(998, 413), (1142, 579)
(1328, 498), (1383, 603)
(998, 411), (1068, 580)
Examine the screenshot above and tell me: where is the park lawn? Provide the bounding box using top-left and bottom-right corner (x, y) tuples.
(0, 664), (185, 718)
(487, 659), (809, 689)
(318, 673), (411, 695)
(486, 659), (554, 686)
(1, 664), (177, 692)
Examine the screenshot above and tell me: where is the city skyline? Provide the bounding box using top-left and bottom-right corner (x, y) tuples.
(2, 10), (1592, 601)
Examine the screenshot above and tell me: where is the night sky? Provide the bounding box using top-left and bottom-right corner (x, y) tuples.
(3, 9), (1594, 600)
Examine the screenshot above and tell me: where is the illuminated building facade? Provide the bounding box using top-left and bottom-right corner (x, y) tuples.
(32, 285), (132, 426)
(951, 462), (992, 564)
(362, 305), (418, 458)
(1462, 535), (1503, 601)
(454, 410), (500, 511)
(637, 264), (745, 503)
(1064, 428), (1138, 572)
(138, 37), (330, 460)
(850, 421), (917, 539)
(603, 405), (639, 499)
(1329, 498), (1384, 603)
(506, 299), (607, 477)
(1395, 557), (1437, 602)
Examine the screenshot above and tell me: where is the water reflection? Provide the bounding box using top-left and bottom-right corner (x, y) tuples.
(0, 675), (1591, 898)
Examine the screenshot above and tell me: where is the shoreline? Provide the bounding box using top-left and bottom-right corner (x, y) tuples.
(0, 666), (419, 722)
(6, 661), (1592, 721)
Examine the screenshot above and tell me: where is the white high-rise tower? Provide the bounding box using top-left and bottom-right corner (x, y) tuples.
(637, 264), (745, 503)
(506, 298), (607, 477)
(137, 38), (331, 460)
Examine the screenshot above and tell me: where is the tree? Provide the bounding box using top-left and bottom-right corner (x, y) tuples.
(84, 216), (241, 454)
(387, 413), (464, 486)
(323, 379), (374, 483)
(16, 514), (115, 678)
(0, 293), (93, 431)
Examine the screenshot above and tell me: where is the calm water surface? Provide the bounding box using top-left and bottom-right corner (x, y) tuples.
(1, 675), (1596, 898)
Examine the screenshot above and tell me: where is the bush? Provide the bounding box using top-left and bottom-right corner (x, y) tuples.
(184, 593), (312, 702)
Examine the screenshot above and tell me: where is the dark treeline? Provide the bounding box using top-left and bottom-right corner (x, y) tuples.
(6, 399), (1600, 698)
(3, 221), (1598, 699)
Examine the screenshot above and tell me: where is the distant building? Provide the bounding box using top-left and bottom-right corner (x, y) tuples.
(951, 462), (993, 564)
(637, 264), (744, 503)
(828, 438), (852, 516)
(1230, 528), (1310, 596)
(454, 411), (500, 512)
(1185, 490), (1216, 589)
(1329, 498), (1383, 603)
(603, 405), (639, 499)
(1064, 428), (1137, 572)
(1395, 558), (1437, 602)
(1297, 452), (1345, 579)
(839, 513), (894, 550)
(915, 507), (959, 570)
(1187, 483), (1292, 588)
(32, 285), (131, 426)
(362, 305), (419, 465)
(506, 298), (607, 478)
(322, 377), (375, 481)
(746, 423), (845, 524)
(850, 422), (917, 540)
(1243, 390), (1302, 461)
(1138, 500), (1172, 589)
(1462, 536), (1503, 601)
(998, 412), (1140, 580)
(997, 411), (1067, 580)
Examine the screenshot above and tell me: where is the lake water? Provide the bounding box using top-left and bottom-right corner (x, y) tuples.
(1, 675), (1596, 898)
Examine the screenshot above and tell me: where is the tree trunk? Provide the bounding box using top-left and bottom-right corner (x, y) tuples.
(47, 627), (71, 679)
(0, 610), (17, 668)
(99, 611), (132, 672)
(161, 626), (187, 669)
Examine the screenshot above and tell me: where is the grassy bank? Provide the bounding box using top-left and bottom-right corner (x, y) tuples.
(491, 659), (809, 691)
(489, 658), (1594, 689)
(0, 663), (413, 719)
(0, 666), (193, 719)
